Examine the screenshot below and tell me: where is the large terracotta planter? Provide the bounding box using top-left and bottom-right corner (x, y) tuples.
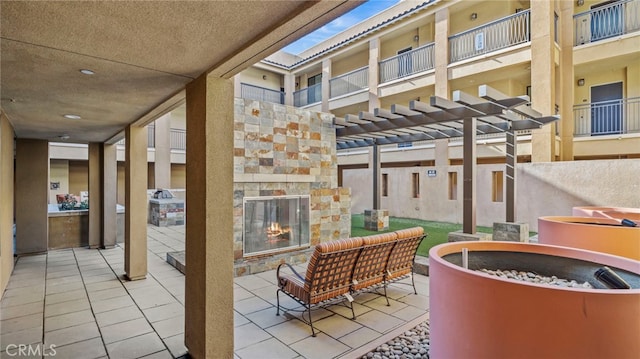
(429, 241), (640, 359)
(538, 216), (640, 260)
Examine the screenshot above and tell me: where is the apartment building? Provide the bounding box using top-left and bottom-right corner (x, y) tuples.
(49, 0), (639, 229)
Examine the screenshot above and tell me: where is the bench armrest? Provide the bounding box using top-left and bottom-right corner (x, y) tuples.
(277, 262), (304, 288)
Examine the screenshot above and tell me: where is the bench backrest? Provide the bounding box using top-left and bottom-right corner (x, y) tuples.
(386, 227), (425, 278)
(304, 237), (363, 302)
(351, 232), (397, 290)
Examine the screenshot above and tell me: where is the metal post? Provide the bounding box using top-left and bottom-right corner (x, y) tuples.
(372, 142), (381, 210)
(463, 118), (476, 234)
(506, 127), (517, 222)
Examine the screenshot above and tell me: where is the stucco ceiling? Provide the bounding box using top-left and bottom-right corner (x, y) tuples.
(1, 0), (361, 143)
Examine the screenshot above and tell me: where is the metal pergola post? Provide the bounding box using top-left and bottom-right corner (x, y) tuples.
(372, 141), (381, 210)
(506, 126), (517, 222)
(463, 117), (477, 234)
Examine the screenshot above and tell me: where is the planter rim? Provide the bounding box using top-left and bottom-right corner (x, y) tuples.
(429, 241), (640, 293)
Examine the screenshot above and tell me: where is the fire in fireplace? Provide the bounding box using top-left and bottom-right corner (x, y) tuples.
(243, 195), (310, 256)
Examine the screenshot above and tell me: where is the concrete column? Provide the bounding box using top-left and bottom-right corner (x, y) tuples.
(184, 74), (234, 358)
(321, 58), (331, 112)
(434, 140), (449, 166)
(124, 124), (147, 281)
(15, 139), (49, 254)
(101, 143), (117, 248)
(88, 143), (101, 249)
(530, 0), (556, 162)
(559, 0), (574, 161)
(154, 113), (172, 189)
(434, 7), (450, 98)
(1, 114), (16, 293)
(368, 37), (381, 112)
(284, 73), (295, 106)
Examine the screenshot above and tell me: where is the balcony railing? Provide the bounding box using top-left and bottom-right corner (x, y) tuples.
(170, 129), (186, 150)
(379, 43), (435, 83)
(240, 82), (284, 104)
(147, 125), (155, 148)
(330, 66), (369, 98)
(574, 0), (640, 45)
(449, 9), (530, 63)
(293, 83), (322, 107)
(574, 97), (640, 136)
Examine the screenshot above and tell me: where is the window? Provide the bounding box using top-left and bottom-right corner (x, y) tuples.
(492, 171), (504, 202)
(382, 174), (388, 197)
(412, 173), (420, 198)
(448, 172), (457, 200)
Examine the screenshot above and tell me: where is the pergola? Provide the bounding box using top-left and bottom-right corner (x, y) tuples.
(334, 85), (560, 234)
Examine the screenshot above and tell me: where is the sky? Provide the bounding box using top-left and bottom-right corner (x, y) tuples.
(282, 0), (402, 55)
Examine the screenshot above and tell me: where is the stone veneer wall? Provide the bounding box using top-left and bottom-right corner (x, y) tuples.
(232, 99), (351, 276)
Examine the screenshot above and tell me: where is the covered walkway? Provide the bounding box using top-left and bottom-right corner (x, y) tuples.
(1, 225), (429, 359)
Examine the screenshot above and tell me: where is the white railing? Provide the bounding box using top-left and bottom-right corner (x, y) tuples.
(170, 129), (186, 150)
(293, 83), (322, 107)
(240, 83), (284, 104)
(574, 0), (640, 45)
(330, 66), (369, 98)
(574, 97), (640, 136)
(449, 10), (530, 63)
(379, 43), (435, 83)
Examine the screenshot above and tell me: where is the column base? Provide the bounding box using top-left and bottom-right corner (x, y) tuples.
(125, 274), (146, 281)
(364, 209), (389, 231)
(447, 230), (491, 242)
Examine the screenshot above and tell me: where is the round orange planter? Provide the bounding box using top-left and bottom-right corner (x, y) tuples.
(429, 241), (640, 359)
(538, 216), (640, 260)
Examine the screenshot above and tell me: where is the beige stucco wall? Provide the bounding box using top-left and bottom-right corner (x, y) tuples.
(0, 113), (15, 295)
(344, 159), (640, 231)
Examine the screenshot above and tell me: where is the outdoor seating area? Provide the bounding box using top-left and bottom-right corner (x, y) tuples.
(0, 224), (430, 359)
(276, 227), (425, 336)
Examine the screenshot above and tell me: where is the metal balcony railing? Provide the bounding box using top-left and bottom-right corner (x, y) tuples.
(449, 10), (530, 63)
(330, 66), (369, 98)
(170, 129), (186, 150)
(293, 83), (322, 107)
(574, 97), (640, 136)
(379, 43), (435, 83)
(574, 0), (640, 45)
(240, 83), (284, 104)
(147, 125), (155, 148)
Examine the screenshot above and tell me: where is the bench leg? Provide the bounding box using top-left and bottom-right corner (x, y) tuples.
(276, 289), (281, 316)
(306, 303), (317, 337)
(411, 272), (417, 294)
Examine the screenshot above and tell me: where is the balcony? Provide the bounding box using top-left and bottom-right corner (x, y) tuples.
(379, 43), (435, 83)
(170, 128), (186, 150)
(449, 10), (530, 63)
(574, 97), (640, 136)
(574, 0), (640, 46)
(293, 83), (322, 107)
(240, 82), (284, 105)
(330, 66), (369, 98)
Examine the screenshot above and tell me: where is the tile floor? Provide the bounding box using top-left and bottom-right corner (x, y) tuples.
(1, 225), (429, 359)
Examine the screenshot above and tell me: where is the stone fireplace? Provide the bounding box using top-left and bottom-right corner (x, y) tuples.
(233, 99), (351, 276)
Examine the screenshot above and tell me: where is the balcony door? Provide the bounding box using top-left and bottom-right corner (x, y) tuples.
(591, 82), (622, 135)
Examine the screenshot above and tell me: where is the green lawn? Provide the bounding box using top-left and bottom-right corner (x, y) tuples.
(350, 214), (494, 257)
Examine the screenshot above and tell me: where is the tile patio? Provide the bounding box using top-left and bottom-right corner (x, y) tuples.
(1, 225), (429, 359)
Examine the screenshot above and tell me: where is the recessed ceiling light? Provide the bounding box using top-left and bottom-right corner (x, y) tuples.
(59, 134), (70, 141)
(79, 69), (95, 75)
(63, 114), (82, 120)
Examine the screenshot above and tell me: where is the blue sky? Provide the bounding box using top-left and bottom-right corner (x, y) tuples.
(282, 0), (402, 55)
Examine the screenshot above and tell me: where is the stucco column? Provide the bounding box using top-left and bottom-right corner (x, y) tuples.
(530, 0), (556, 162)
(101, 143), (117, 248)
(1, 115), (16, 293)
(154, 113), (172, 189)
(88, 143), (102, 249)
(559, 1), (574, 161)
(284, 73), (295, 106)
(15, 139), (49, 254)
(184, 74), (234, 359)
(233, 74), (242, 99)
(434, 7), (450, 98)
(368, 37), (381, 112)
(124, 124), (147, 281)
(321, 58), (331, 112)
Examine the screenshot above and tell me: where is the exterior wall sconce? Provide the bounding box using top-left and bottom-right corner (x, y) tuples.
(413, 35), (419, 42)
(577, 79), (585, 86)
(262, 75), (267, 80)
(470, 13), (478, 20)
(577, 0), (584, 6)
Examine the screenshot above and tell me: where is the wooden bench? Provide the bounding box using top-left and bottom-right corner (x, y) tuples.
(276, 227), (426, 336)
